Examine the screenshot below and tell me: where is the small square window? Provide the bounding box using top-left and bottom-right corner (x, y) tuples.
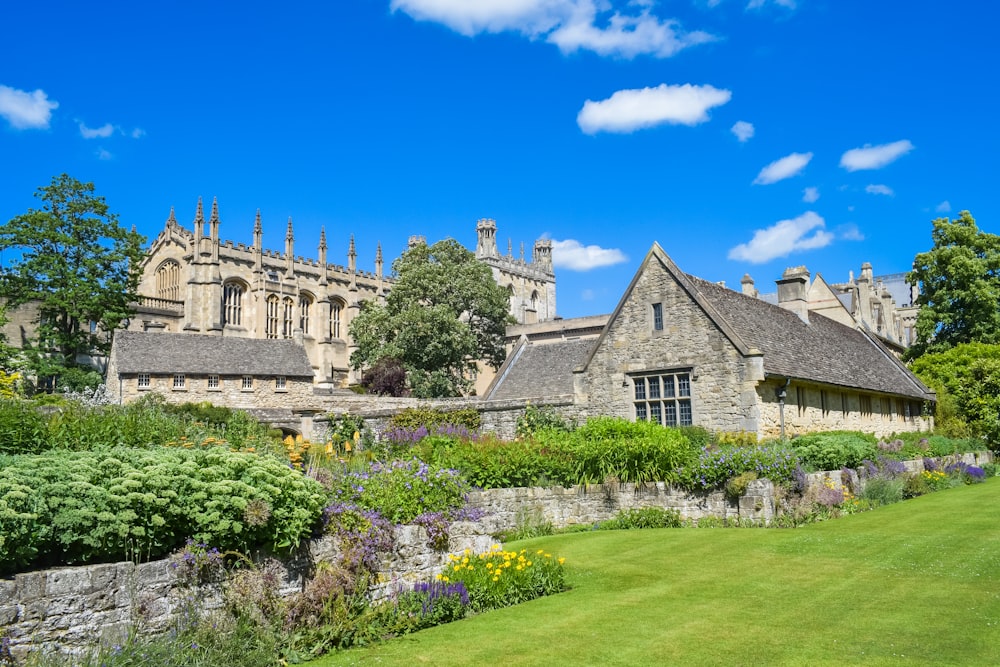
(242, 375), (253, 391)
(275, 376), (286, 391)
(207, 375), (220, 390)
(137, 373), (150, 389)
(172, 374), (185, 390)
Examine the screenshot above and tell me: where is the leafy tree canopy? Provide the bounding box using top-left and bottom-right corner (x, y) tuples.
(910, 342), (1000, 448)
(0, 174), (145, 390)
(349, 238), (513, 397)
(906, 210), (1000, 359)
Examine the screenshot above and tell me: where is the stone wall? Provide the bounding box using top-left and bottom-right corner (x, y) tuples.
(0, 523), (493, 661)
(756, 378), (932, 439)
(113, 376), (316, 410)
(468, 479), (775, 533)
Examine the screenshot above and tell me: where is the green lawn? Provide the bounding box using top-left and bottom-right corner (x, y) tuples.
(312, 481), (1000, 666)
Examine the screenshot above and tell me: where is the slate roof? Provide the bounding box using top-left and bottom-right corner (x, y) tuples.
(111, 331), (314, 378)
(485, 338), (594, 401)
(687, 274), (932, 399)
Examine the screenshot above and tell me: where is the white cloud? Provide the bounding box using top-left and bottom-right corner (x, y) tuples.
(727, 211), (832, 264)
(551, 238), (628, 270)
(129, 127), (146, 139)
(0, 84), (58, 129)
(802, 187), (819, 203)
(95, 148), (113, 160)
(865, 184), (894, 196)
(837, 223), (864, 241)
(839, 140), (914, 171)
(79, 121), (114, 139)
(731, 120), (754, 142)
(391, 0), (716, 59)
(577, 83), (731, 134)
(752, 151), (812, 185)
(935, 200), (951, 213)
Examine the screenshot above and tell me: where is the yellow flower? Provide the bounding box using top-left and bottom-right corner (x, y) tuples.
(442, 576), (449, 582)
(435, 573), (442, 580)
(558, 557), (565, 565)
(537, 549), (544, 555)
(325, 443), (333, 455)
(492, 576), (499, 582)
(344, 441), (352, 452)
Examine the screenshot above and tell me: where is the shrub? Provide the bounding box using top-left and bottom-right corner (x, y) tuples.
(438, 545), (567, 613)
(0, 399), (48, 454)
(416, 433), (578, 489)
(327, 459), (470, 524)
(569, 417), (698, 486)
(677, 444), (798, 491)
(598, 507), (683, 530)
(791, 431), (878, 470)
(859, 477), (904, 506)
(515, 404), (573, 439)
(361, 356), (409, 397)
(388, 407), (481, 431)
(0, 447), (327, 575)
(724, 471), (758, 500)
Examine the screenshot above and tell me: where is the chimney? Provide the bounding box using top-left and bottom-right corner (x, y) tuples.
(740, 273), (757, 298)
(776, 266), (810, 323)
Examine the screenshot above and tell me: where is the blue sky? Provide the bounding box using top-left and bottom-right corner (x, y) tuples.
(1, 1), (996, 318)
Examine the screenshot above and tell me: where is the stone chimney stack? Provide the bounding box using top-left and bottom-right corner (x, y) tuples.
(776, 266), (810, 323)
(740, 273), (757, 298)
(476, 218), (498, 258)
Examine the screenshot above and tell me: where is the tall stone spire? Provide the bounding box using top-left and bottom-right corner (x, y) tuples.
(208, 197), (220, 262)
(285, 217), (295, 277)
(375, 242), (383, 278)
(167, 206), (177, 226)
(193, 197), (204, 244)
(348, 235), (357, 290)
(253, 209), (263, 275)
(318, 227), (328, 286)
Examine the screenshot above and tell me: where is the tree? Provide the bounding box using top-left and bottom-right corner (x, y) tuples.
(910, 342), (1000, 448)
(349, 238), (513, 397)
(0, 174), (145, 390)
(906, 210), (1000, 360)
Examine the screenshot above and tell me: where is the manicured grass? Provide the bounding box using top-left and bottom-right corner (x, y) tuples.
(312, 481), (1000, 666)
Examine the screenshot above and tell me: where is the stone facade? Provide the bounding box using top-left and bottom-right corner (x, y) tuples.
(567, 244), (935, 440)
(134, 204), (556, 389)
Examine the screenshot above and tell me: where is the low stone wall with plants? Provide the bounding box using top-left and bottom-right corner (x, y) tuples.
(0, 522), (493, 661)
(469, 479), (776, 533)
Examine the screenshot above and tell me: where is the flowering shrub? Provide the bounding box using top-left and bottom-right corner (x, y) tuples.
(171, 539), (225, 584)
(677, 444), (798, 491)
(396, 580), (470, 629)
(328, 458), (470, 524)
(569, 417), (698, 486)
(437, 545), (567, 612)
(322, 503), (396, 574)
(945, 461), (987, 483)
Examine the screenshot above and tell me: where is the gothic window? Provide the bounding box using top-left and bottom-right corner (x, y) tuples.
(223, 281), (245, 326)
(330, 299), (344, 339)
(529, 290), (538, 310)
(652, 303), (663, 332)
(266, 295), (280, 339)
(298, 295), (313, 335)
(155, 260), (181, 301)
(631, 371), (692, 427)
(282, 297), (295, 338)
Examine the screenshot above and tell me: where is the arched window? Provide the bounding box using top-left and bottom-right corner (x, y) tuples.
(282, 297), (295, 338)
(298, 294), (312, 335)
(222, 281), (245, 326)
(530, 290), (538, 310)
(330, 299), (344, 339)
(155, 260), (180, 301)
(265, 295), (279, 339)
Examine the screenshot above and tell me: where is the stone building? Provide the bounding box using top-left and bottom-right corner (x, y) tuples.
(106, 330), (315, 409)
(486, 244), (934, 439)
(133, 202), (556, 388)
(474, 218), (555, 325)
(743, 261), (919, 352)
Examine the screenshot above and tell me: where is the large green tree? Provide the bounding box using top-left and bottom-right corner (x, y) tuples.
(0, 174), (145, 390)
(906, 210), (1000, 360)
(349, 238), (513, 397)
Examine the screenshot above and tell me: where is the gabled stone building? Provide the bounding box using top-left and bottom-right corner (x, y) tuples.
(487, 243), (934, 439)
(106, 330), (315, 409)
